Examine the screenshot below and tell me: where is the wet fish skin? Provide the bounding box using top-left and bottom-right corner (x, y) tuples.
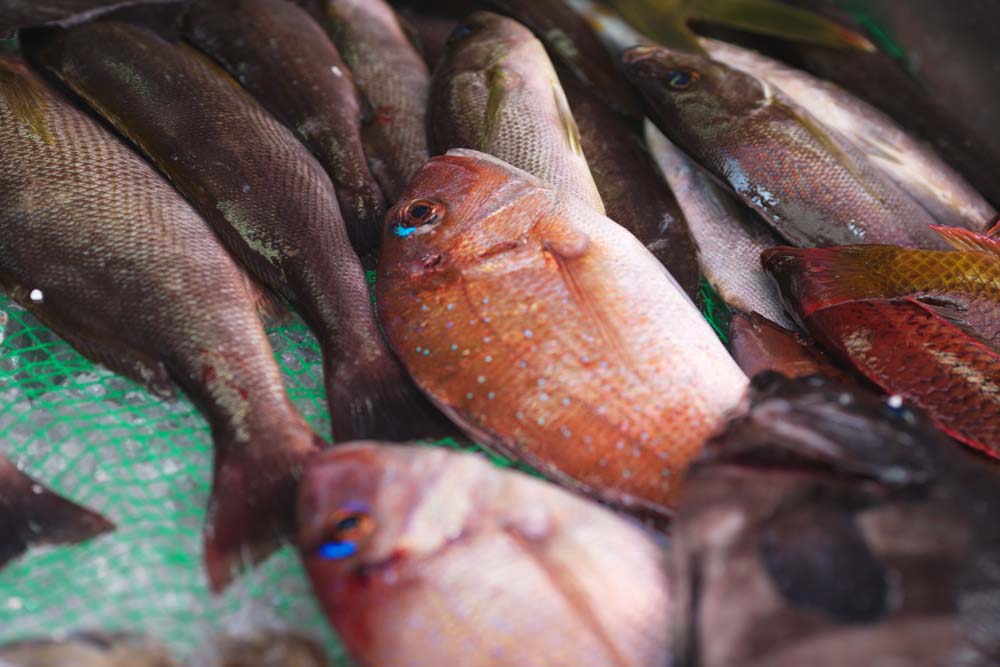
(430, 11), (605, 214)
(0, 633), (176, 667)
(646, 123), (791, 327)
(183, 0), (386, 255)
(624, 46), (950, 250)
(701, 38), (996, 231)
(764, 247), (1000, 456)
(727, 311), (848, 382)
(672, 373), (1000, 666)
(377, 149), (748, 514)
(25, 22), (442, 452)
(298, 443), (670, 667)
(0, 0), (173, 34)
(562, 74), (700, 302)
(0, 454), (114, 571)
(396, 8), (458, 71)
(320, 0), (430, 202)
(0, 54), (324, 590)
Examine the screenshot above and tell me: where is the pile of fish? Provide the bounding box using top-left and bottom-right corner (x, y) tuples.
(0, 0), (997, 664)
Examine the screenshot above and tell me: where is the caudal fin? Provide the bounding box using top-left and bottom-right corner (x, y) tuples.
(1, 459), (115, 570)
(203, 430), (325, 592)
(325, 352), (457, 443)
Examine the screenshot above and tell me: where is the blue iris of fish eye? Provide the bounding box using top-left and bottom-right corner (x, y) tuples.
(318, 540), (358, 560)
(667, 70), (694, 89)
(448, 23), (475, 43)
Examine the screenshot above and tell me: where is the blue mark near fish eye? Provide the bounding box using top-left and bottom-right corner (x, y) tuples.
(319, 541), (358, 560)
(394, 225), (417, 238)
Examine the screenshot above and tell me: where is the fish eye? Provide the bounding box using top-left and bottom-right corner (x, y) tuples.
(665, 69), (699, 91)
(316, 506), (374, 561)
(394, 199), (444, 237)
(447, 21), (477, 45)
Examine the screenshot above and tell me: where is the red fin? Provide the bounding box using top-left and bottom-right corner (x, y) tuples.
(986, 214), (1000, 236)
(1, 457), (115, 569)
(930, 224), (1000, 258)
(203, 430), (326, 592)
(761, 246), (894, 318)
(728, 311), (829, 380)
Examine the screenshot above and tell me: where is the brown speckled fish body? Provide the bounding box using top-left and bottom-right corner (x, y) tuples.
(673, 374), (1000, 667)
(321, 0), (430, 202)
(25, 22), (439, 447)
(562, 74), (700, 301)
(1, 453), (114, 571)
(183, 0), (386, 254)
(298, 443), (671, 667)
(0, 56), (323, 590)
(377, 150), (748, 514)
(646, 123), (791, 327)
(429, 12), (606, 214)
(702, 38), (996, 231)
(624, 46), (952, 250)
(0, 0), (171, 34)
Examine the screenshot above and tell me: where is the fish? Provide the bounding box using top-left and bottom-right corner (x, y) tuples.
(623, 45), (960, 250)
(377, 149), (748, 515)
(396, 8), (458, 71)
(764, 245), (1000, 457)
(429, 12), (606, 214)
(194, 631), (329, 667)
(645, 123), (791, 327)
(0, 633), (175, 667)
(762, 228), (1000, 350)
(25, 21), (443, 448)
(561, 74), (700, 302)
(727, 311), (848, 382)
(298, 443), (671, 667)
(1, 453), (114, 570)
(0, 0), (173, 35)
(0, 55), (326, 590)
(319, 0), (430, 202)
(182, 0), (386, 255)
(671, 372), (1000, 666)
(701, 38), (996, 231)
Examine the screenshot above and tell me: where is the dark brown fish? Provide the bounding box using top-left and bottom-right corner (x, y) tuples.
(0, 633), (175, 667)
(561, 74), (700, 302)
(0, 55), (323, 590)
(727, 311), (848, 382)
(319, 0), (430, 202)
(672, 373), (1000, 666)
(624, 45), (960, 250)
(25, 21), (441, 446)
(430, 12), (606, 213)
(0, 0), (173, 34)
(396, 8), (457, 71)
(1, 454), (114, 571)
(183, 0), (386, 254)
(298, 443), (671, 667)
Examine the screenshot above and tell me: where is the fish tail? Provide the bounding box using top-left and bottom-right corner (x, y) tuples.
(202, 428), (325, 592)
(761, 245), (897, 318)
(324, 350), (454, 443)
(1, 463), (115, 569)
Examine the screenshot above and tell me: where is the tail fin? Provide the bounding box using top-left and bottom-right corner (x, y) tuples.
(202, 429), (326, 592)
(0, 458), (115, 569)
(324, 351), (457, 443)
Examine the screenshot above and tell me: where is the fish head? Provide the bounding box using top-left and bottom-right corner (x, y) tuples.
(379, 149), (557, 284)
(623, 45), (768, 132)
(439, 11), (535, 75)
(298, 444), (490, 653)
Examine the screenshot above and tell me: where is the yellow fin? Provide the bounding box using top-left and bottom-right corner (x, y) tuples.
(552, 80), (583, 157)
(0, 58), (54, 145)
(930, 225), (1000, 258)
(482, 68), (512, 153)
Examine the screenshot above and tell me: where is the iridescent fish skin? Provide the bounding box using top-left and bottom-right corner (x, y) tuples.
(562, 74), (700, 301)
(298, 443), (671, 667)
(183, 0), (386, 254)
(0, 633), (175, 667)
(1, 454), (114, 570)
(623, 46), (953, 250)
(429, 11), (606, 214)
(701, 38), (996, 232)
(672, 373), (1000, 667)
(646, 124), (791, 327)
(377, 150), (748, 514)
(320, 0), (430, 202)
(764, 244), (1000, 457)
(0, 55), (323, 590)
(25, 22), (441, 454)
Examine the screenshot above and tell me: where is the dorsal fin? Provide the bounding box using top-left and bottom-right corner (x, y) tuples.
(0, 58), (54, 145)
(930, 224), (1000, 258)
